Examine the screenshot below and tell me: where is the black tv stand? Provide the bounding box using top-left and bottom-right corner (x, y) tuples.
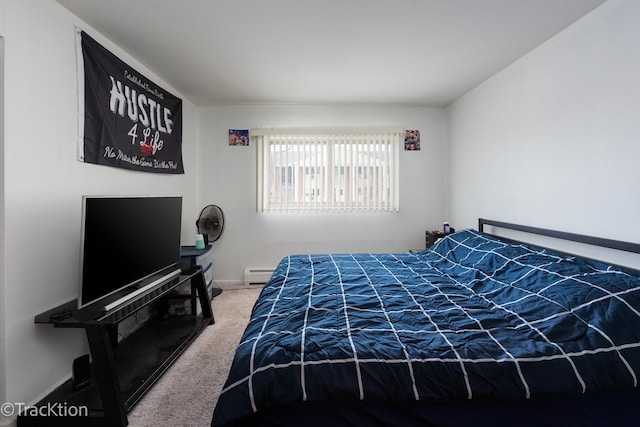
(18, 267), (214, 427)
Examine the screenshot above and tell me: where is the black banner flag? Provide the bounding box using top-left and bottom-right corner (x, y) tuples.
(77, 30), (184, 174)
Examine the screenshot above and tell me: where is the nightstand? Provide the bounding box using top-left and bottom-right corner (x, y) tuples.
(425, 230), (446, 248)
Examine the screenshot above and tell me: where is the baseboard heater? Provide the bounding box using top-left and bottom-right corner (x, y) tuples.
(243, 267), (275, 285)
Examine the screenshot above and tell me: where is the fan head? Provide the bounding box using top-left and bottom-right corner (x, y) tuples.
(196, 205), (225, 244)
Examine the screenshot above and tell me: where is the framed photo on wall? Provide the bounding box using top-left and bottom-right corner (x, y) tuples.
(229, 129), (249, 146)
(404, 129), (420, 151)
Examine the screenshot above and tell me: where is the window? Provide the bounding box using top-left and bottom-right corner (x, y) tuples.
(253, 127), (401, 212)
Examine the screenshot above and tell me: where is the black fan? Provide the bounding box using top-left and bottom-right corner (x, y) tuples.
(196, 205), (225, 245)
(196, 205), (224, 298)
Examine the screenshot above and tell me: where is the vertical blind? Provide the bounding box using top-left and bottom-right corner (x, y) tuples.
(253, 127), (402, 213)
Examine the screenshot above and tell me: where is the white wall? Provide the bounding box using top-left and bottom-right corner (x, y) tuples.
(0, 34), (6, 416)
(0, 0), (199, 422)
(197, 105), (448, 283)
(6, 0), (636, 421)
(447, 0), (640, 246)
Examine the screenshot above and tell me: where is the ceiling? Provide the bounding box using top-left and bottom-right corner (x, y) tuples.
(57, 0), (607, 107)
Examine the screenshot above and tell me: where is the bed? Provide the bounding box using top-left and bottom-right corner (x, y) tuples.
(211, 219), (640, 427)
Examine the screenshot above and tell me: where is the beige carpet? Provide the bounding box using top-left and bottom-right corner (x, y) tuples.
(127, 286), (262, 427)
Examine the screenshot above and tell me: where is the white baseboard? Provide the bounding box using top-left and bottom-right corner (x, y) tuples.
(213, 280), (263, 290)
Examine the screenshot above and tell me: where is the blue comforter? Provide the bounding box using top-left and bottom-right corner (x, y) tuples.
(212, 230), (640, 426)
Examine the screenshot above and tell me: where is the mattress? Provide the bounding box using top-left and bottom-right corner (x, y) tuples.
(212, 229), (640, 426)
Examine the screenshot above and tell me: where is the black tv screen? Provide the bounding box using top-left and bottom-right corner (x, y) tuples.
(78, 196), (183, 310)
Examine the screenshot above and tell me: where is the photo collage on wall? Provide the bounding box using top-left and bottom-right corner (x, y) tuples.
(229, 129), (250, 146)
(404, 130), (420, 151)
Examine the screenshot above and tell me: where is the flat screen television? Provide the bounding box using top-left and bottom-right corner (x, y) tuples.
(78, 195), (183, 312)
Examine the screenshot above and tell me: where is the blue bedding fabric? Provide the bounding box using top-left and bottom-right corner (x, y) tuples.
(212, 230), (640, 426)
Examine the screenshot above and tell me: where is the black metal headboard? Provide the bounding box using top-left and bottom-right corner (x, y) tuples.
(478, 218), (640, 255)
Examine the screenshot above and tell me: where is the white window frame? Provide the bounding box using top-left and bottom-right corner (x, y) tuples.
(253, 127), (401, 213)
